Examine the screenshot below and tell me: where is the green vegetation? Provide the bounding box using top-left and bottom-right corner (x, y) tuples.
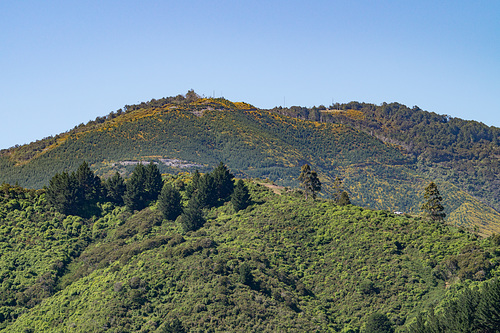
(298, 164), (322, 199)
(123, 163), (163, 212)
(421, 182), (446, 221)
(1, 169), (500, 332)
(406, 277), (500, 332)
(0, 93), (499, 234)
(158, 183), (183, 221)
(273, 102), (500, 214)
(363, 313), (394, 333)
(45, 161), (102, 217)
(231, 179), (251, 212)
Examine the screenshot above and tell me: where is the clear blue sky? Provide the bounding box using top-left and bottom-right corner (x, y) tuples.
(1, 0), (499, 149)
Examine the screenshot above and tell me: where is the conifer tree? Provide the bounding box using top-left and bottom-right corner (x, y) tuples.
(212, 162), (235, 202)
(332, 176), (344, 203)
(158, 183), (183, 221)
(73, 161), (102, 216)
(104, 172), (126, 205)
(144, 163), (163, 201)
(179, 196), (205, 232)
(123, 163), (163, 211)
(46, 171), (79, 215)
(74, 161), (102, 203)
(46, 162), (102, 216)
(298, 164), (321, 199)
(231, 179), (250, 211)
(185, 170), (201, 198)
(421, 182), (446, 221)
(124, 164), (147, 211)
(196, 173), (217, 208)
(338, 191), (351, 206)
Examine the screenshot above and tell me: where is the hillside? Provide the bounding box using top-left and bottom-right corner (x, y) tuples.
(1, 176), (499, 332)
(1, 93), (499, 234)
(271, 102), (500, 213)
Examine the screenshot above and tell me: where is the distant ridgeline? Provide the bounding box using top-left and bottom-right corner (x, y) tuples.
(1, 91), (499, 234)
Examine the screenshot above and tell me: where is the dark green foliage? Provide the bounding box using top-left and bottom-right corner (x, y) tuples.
(160, 318), (186, 333)
(359, 280), (378, 295)
(186, 164), (235, 209)
(104, 172), (125, 205)
(421, 182), (446, 221)
(363, 313), (394, 333)
(179, 197), (205, 232)
(477, 278), (500, 332)
(239, 262), (253, 286)
(339, 191), (351, 206)
(298, 164), (321, 199)
(123, 166), (144, 211)
(3, 94), (500, 330)
(185, 170), (201, 199)
(278, 102), (500, 213)
(231, 179), (251, 211)
(332, 176), (344, 203)
(45, 162), (102, 217)
(2, 97), (499, 233)
(3, 180), (500, 332)
(212, 162), (235, 202)
(195, 173), (217, 208)
(74, 161), (102, 203)
(158, 183), (183, 221)
(73, 161), (102, 217)
(45, 171), (79, 215)
(144, 163), (163, 201)
(124, 163), (164, 211)
(407, 278), (500, 332)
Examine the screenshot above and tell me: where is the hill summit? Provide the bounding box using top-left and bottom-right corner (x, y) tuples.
(1, 91), (499, 234)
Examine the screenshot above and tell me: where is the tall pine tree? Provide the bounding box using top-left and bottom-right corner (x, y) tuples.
(212, 162), (235, 202)
(46, 171), (79, 215)
(298, 164), (321, 199)
(231, 179), (250, 211)
(421, 182), (446, 221)
(158, 183), (183, 221)
(185, 170), (201, 199)
(144, 163), (163, 201)
(332, 176), (344, 203)
(179, 196), (205, 232)
(104, 172), (126, 205)
(74, 161), (102, 203)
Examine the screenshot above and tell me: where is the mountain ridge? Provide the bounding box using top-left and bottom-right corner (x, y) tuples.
(1, 93), (499, 235)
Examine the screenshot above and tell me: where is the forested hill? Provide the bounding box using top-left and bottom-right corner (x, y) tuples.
(270, 102), (500, 213)
(1, 174), (500, 332)
(1, 92), (499, 234)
